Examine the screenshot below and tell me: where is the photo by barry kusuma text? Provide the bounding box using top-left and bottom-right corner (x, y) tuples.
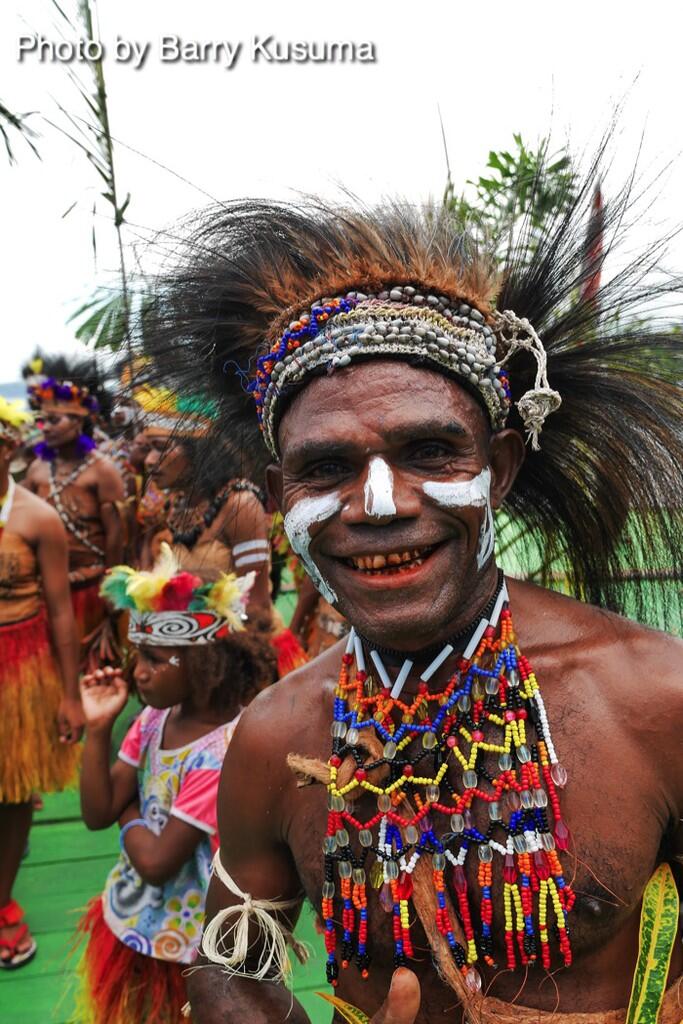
(16, 34), (378, 71)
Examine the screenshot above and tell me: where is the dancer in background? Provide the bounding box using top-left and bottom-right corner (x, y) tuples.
(0, 397), (82, 969)
(23, 355), (125, 661)
(135, 385), (307, 676)
(74, 548), (276, 1024)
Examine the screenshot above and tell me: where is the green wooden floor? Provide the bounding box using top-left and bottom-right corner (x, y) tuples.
(0, 787), (331, 1023)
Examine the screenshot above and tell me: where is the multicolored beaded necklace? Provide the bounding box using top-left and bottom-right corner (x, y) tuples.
(322, 574), (575, 993)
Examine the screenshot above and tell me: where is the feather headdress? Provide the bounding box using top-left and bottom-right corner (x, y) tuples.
(101, 542), (255, 645)
(137, 155), (683, 631)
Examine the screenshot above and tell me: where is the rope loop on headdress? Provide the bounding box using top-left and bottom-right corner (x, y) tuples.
(200, 851), (309, 984)
(492, 309), (562, 450)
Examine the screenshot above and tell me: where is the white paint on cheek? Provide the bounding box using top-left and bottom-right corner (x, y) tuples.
(363, 457), (397, 518)
(284, 492), (342, 604)
(422, 467), (495, 569)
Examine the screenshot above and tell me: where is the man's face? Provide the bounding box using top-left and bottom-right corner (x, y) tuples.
(129, 431), (151, 472)
(41, 411), (82, 448)
(270, 361), (522, 652)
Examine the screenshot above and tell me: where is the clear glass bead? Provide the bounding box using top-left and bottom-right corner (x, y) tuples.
(457, 694), (471, 712)
(506, 789), (521, 811)
(327, 793), (345, 812)
(513, 834), (528, 854)
(425, 784), (440, 803)
(534, 788), (548, 808)
(331, 721), (347, 739)
(488, 801), (501, 820)
(404, 825), (419, 844)
(422, 731), (437, 750)
(433, 853), (446, 871)
(463, 770), (478, 789)
(450, 813), (465, 833)
(352, 868), (366, 885)
(347, 727), (360, 746)
(520, 789), (534, 810)
(465, 967), (482, 992)
(542, 832), (556, 851)
(323, 835), (337, 854)
(377, 793), (391, 812)
(507, 668), (520, 688)
(322, 881), (335, 899)
(386, 860), (399, 880)
(472, 680), (485, 702)
(498, 752), (512, 771)
(551, 762), (568, 788)
(338, 860), (352, 879)
(516, 744), (531, 763)
(478, 843), (493, 863)
(336, 828), (349, 847)
(359, 829), (373, 847)
(485, 677), (500, 695)
(383, 740), (397, 760)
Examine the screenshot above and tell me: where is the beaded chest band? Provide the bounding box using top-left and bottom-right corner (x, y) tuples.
(249, 286), (561, 458)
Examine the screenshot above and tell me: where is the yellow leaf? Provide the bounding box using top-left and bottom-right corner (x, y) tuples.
(626, 863), (680, 1024)
(317, 992), (370, 1023)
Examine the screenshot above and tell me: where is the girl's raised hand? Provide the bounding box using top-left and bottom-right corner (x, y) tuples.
(80, 666), (129, 730)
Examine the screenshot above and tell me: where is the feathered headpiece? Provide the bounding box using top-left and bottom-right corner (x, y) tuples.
(0, 396), (32, 444)
(22, 351), (109, 418)
(133, 384), (217, 439)
(101, 542), (254, 646)
(138, 155), (683, 631)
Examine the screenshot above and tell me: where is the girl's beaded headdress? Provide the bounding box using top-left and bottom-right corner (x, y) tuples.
(101, 542), (254, 646)
(0, 397), (32, 444)
(250, 288), (560, 459)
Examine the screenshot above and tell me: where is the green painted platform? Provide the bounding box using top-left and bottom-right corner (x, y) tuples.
(0, 787), (331, 1023)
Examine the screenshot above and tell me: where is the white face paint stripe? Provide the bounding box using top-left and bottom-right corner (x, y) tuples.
(232, 539), (270, 556)
(283, 492), (342, 604)
(422, 467), (495, 569)
(363, 457), (397, 518)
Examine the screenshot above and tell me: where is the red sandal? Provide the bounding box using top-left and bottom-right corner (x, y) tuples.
(0, 899), (37, 969)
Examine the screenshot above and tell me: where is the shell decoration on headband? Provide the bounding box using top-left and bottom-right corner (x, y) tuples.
(0, 396), (33, 444)
(249, 286), (561, 457)
(101, 542), (255, 645)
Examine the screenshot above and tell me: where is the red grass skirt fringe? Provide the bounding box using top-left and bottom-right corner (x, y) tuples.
(271, 626), (308, 678)
(73, 897), (191, 1024)
(0, 611), (79, 803)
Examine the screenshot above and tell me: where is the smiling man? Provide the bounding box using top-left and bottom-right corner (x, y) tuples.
(143, 196), (683, 1022)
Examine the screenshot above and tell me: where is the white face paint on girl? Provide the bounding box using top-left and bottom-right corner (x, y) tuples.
(284, 492), (342, 604)
(363, 456), (397, 518)
(422, 466), (494, 569)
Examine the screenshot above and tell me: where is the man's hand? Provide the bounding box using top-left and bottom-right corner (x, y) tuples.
(57, 695), (85, 744)
(80, 666), (128, 730)
(370, 968), (421, 1024)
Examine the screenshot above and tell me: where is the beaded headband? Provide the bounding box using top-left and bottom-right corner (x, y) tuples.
(249, 286), (561, 458)
(0, 397), (32, 444)
(100, 543), (255, 646)
(28, 377), (99, 418)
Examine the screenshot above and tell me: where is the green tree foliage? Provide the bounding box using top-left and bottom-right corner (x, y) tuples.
(443, 133), (576, 252)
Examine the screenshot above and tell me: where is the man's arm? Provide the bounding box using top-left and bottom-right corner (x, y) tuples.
(188, 693), (310, 1024)
(219, 491), (272, 622)
(96, 457), (125, 566)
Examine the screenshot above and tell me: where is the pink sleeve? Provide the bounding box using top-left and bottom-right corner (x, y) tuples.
(171, 766), (221, 840)
(118, 714), (143, 768)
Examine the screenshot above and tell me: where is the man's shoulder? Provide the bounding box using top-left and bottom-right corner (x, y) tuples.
(231, 640), (341, 751)
(15, 483), (63, 533)
(510, 576), (682, 696)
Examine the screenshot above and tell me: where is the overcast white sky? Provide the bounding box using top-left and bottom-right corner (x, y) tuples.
(2, 0), (682, 384)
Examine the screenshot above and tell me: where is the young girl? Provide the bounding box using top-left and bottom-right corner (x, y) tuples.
(75, 546), (277, 1024)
